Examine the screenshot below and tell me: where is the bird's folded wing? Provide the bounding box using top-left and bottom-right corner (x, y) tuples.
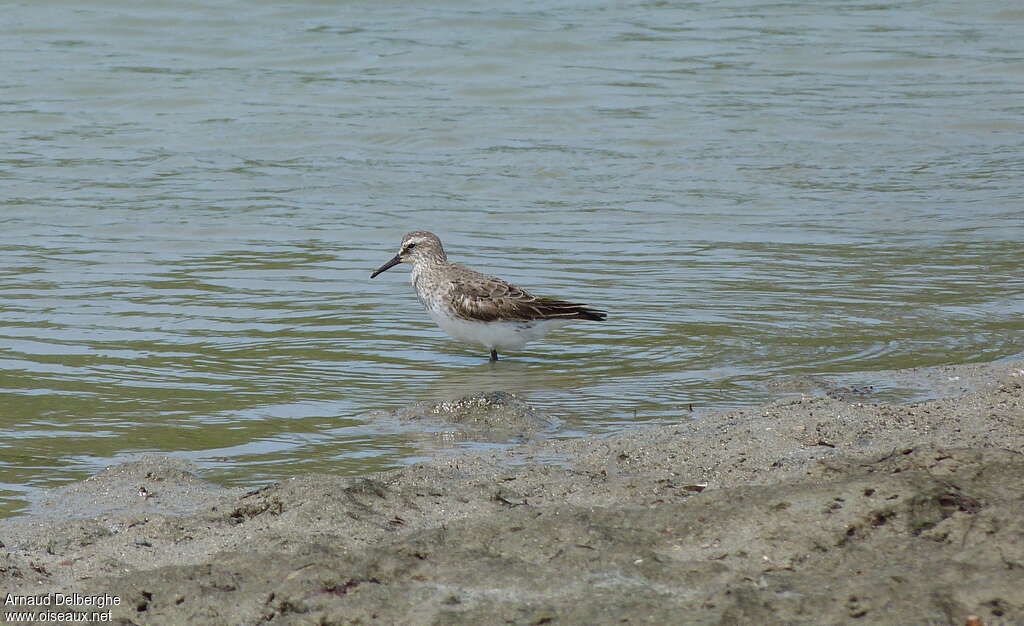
(449, 276), (596, 322)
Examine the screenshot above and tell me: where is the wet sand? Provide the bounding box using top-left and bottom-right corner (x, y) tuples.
(2, 360), (1022, 625)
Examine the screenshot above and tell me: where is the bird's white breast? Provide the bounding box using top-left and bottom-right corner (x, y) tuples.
(426, 308), (570, 350)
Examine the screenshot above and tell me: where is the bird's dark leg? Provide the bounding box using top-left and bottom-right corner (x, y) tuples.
(489, 349), (498, 362)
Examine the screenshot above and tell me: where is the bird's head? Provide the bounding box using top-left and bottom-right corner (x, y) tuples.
(370, 231), (446, 278)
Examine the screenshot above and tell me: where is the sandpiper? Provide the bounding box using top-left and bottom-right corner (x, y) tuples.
(370, 231), (607, 361)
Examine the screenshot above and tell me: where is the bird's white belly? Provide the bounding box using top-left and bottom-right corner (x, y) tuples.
(427, 309), (571, 351)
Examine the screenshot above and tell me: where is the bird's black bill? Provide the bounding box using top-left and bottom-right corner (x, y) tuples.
(370, 254), (402, 279)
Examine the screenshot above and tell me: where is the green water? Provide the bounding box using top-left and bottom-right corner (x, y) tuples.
(2, 0), (1022, 516)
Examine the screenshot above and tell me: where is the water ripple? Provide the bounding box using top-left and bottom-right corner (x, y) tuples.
(2, 0), (1023, 516)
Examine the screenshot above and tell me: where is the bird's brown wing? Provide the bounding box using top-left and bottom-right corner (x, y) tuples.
(448, 273), (606, 322)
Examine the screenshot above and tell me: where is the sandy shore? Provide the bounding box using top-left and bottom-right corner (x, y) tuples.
(2, 360), (1022, 625)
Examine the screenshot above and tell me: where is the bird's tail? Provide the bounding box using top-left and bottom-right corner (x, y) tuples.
(532, 297), (608, 322)
(576, 307), (607, 321)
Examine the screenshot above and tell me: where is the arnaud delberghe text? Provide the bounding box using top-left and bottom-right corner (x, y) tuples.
(5, 592), (121, 609)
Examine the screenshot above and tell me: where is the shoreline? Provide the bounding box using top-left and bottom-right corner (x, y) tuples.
(2, 359), (1022, 624)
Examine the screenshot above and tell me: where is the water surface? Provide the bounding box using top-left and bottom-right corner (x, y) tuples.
(2, 0), (1022, 516)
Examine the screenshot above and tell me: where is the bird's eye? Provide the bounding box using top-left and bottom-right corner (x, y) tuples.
(405, 242), (417, 251)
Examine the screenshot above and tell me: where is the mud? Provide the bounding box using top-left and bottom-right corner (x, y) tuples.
(2, 360), (1022, 625)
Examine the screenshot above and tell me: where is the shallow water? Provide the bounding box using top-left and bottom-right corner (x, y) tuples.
(2, 0), (1023, 516)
